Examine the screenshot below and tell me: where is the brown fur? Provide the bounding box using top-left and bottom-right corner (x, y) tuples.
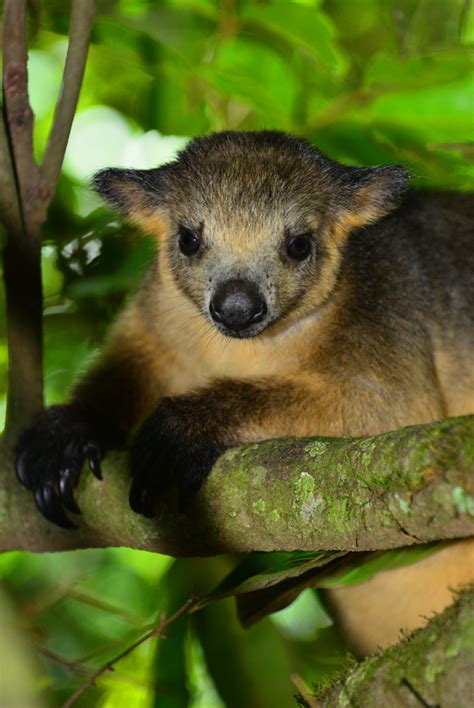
(85, 134), (474, 651)
(19, 131), (474, 651)
(72, 215), (473, 651)
(324, 538), (474, 656)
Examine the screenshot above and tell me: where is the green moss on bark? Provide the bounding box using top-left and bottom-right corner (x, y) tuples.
(0, 415), (473, 555)
(320, 586), (474, 707)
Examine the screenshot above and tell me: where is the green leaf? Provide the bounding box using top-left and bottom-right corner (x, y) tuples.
(317, 542), (449, 589)
(152, 562), (191, 708)
(190, 557), (297, 708)
(197, 550), (344, 607)
(363, 51), (473, 93)
(197, 35), (298, 129)
(400, 0), (470, 53)
(199, 543), (448, 628)
(117, 7), (217, 64)
(367, 74), (474, 144)
(239, 543), (448, 626)
(240, 0), (347, 76)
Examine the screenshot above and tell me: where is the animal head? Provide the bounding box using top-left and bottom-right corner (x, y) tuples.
(93, 131), (409, 339)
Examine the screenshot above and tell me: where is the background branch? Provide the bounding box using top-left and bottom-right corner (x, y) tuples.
(2, 0), (43, 433)
(0, 415), (472, 555)
(40, 0), (96, 197)
(2, 0), (38, 232)
(0, 112), (22, 235)
(0, 0), (96, 436)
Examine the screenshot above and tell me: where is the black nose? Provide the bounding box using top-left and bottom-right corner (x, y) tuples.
(210, 279), (267, 332)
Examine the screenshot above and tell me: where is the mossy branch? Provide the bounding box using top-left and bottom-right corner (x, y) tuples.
(0, 415), (472, 555)
(317, 585), (474, 707)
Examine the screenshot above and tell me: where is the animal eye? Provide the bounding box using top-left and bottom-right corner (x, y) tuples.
(179, 225), (201, 256)
(286, 234), (312, 262)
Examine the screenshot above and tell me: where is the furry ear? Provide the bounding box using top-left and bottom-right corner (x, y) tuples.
(332, 164), (410, 238)
(92, 166), (174, 224)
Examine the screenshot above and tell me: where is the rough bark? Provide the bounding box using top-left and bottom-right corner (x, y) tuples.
(318, 585), (474, 707)
(1, 0), (44, 431)
(0, 414), (473, 555)
(40, 0), (96, 195)
(1, 0), (96, 436)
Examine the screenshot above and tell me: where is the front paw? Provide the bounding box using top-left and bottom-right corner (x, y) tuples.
(15, 405), (105, 529)
(129, 398), (224, 517)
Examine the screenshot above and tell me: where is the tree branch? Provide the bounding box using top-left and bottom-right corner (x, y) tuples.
(40, 0), (96, 197)
(0, 0), (96, 435)
(1, 0), (43, 433)
(0, 415), (472, 555)
(0, 112), (22, 235)
(318, 585), (474, 707)
(2, 0), (39, 233)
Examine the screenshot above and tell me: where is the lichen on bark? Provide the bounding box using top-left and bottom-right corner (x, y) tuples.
(0, 414), (472, 555)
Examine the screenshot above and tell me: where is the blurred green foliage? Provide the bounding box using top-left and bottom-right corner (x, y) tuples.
(0, 0), (473, 705)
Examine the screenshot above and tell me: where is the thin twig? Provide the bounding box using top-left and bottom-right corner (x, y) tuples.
(62, 596), (197, 708)
(40, 0), (96, 197)
(40, 648), (91, 677)
(21, 580), (144, 626)
(291, 673), (320, 708)
(66, 588), (146, 625)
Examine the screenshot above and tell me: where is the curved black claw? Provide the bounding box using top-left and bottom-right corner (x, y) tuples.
(16, 451), (30, 487)
(85, 442), (103, 480)
(34, 485), (77, 530)
(15, 405), (106, 529)
(129, 398), (224, 518)
(59, 470), (82, 515)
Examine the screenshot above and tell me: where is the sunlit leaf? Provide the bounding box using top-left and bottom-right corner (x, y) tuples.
(196, 550), (343, 607)
(316, 542), (449, 589)
(118, 6), (217, 63)
(240, 0), (347, 75)
(198, 543), (448, 627)
(364, 51), (473, 93)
